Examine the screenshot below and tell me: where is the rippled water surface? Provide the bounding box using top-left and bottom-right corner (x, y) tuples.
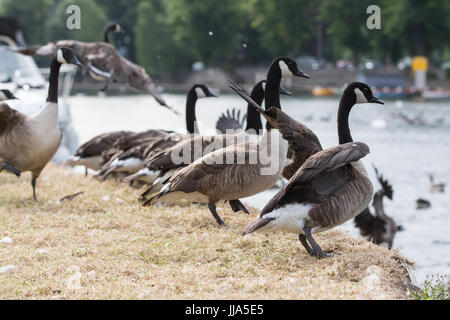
(68, 93), (450, 285)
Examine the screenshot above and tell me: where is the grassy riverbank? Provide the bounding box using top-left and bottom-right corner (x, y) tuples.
(0, 164), (414, 299)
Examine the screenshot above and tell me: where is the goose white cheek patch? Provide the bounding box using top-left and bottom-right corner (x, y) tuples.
(56, 50), (68, 64)
(354, 88), (368, 103)
(279, 60), (293, 77)
(195, 87), (206, 98)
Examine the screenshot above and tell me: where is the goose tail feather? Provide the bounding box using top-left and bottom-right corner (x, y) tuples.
(242, 217), (273, 236)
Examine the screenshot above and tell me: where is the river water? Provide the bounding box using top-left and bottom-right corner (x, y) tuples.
(67, 92), (450, 286)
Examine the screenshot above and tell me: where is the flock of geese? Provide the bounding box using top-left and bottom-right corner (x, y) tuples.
(2, 23), (443, 258)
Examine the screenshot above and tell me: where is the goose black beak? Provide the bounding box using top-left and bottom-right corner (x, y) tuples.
(70, 55), (85, 68)
(369, 96), (384, 104)
(294, 68), (310, 79)
(279, 86), (292, 96)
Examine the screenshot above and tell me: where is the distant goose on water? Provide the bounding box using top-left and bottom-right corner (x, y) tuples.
(354, 165), (404, 249)
(240, 82), (384, 258)
(0, 47), (91, 200)
(428, 174), (445, 193)
(143, 57), (309, 225)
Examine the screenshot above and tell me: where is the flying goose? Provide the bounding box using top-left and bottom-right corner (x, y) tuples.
(0, 47), (91, 200)
(96, 84), (217, 180)
(136, 79), (291, 200)
(428, 174), (445, 193)
(142, 57), (309, 225)
(241, 82), (384, 258)
(354, 166), (404, 249)
(15, 39), (172, 112)
(104, 22), (122, 43)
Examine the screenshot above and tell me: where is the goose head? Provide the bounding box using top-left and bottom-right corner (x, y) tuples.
(111, 23), (122, 33)
(193, 84), (217, 99)
(56, 47), (85, 67)
(346, 82), (384, 105)
(273, 57), (310, 79)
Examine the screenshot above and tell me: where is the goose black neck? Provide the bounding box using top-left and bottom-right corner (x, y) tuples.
(186, 89), (198, 134)
(245, 83), (264, 131)
(337, 90), (355, 144)
(264, 63), (282, 130)
(46, 58), (62, 103)
(104, 30), (110, 43)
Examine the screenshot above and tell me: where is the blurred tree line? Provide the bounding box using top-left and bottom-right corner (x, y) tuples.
(1, 0), (449, 75)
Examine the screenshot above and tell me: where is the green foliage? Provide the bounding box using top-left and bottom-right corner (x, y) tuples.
(410, 275), (450, 300)
(0, 0), (54, 44)
(1, 0), (449, 72)
(246, 0), (316, 57)
(134, 0), (186, 75)
(382, 0), (450, 57)
(167, 0), (244, 66)
(45, 0), (108, 43)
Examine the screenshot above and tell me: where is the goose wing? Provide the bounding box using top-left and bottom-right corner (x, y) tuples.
(265, 107), (323, 179)
(0, 102), (26, 135)
(120, 58), (174, 111)
(75, 131), (135, 158)
(215, 108), (246, 134)
(15, 40), (82, 57)
(261, 142), (370, 216)
(165, 143), (260, 195)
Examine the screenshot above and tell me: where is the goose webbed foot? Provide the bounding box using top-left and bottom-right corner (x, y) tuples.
(0, 162), (21, 177)
(208, 203), (224, 226)
(228, 199), (249, 215)
(303, 227), (334, 259)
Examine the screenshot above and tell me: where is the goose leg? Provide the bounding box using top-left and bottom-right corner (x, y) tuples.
(228, 199), (249, 214)
(298, 234), (313, 255)
(303, 226), (334, 259)
(31, 177), (37, 201)
(208, 203), (224, 226)
(84, 167), (88, 176)
(0, 162), (21, 177)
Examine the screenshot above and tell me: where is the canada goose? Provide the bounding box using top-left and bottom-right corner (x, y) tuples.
(416, 198), (431, 209)
(429, 174), (445, 193)
(0, 89), (17, 101)
(0, 47), (90, 200)
(143, 57), (309, 225)
(65, 130), (135, 174)
(66, 84), (214, 175)
(104, 22), (122, 43)
(97, 84), (217, 180)
(354, 166), (404, 249)
(241, 82), (384, 258)
(136, 79), (291, 199)
(16, 39), (172, 112)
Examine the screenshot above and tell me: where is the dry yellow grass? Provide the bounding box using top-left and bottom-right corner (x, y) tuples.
(0, 164), (414, 299)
